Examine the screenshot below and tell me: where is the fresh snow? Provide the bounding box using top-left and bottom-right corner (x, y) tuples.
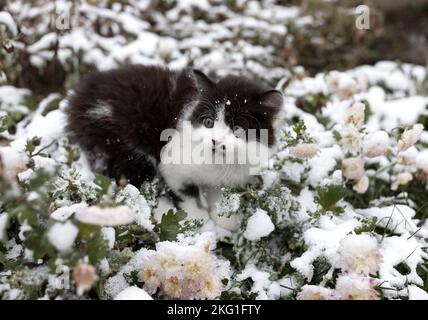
(47, 222), (79, 252)
(243, 209), (275, 241)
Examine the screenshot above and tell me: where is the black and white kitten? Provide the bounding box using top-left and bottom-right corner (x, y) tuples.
(66, 65), (283, 228)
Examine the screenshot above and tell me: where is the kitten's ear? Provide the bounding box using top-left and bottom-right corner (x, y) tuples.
(260, 90), (283, 109)
(193, 69), (215, 93)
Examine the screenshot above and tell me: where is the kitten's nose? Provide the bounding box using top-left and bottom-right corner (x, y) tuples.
(211, 139), (221, 149)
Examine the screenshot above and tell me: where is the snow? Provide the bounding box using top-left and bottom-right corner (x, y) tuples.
(0, 213), (8, 241)
(408, 285), (428, 300)
(379, 236), (426, 292)
(291, 217), (360, 280)
(0, 11), (18, 36)
(101, 227), (115, 249)
(47, 221), (78, 253)
(75, 205), (136, 227)
(114, 286), (153, 300)
(50, 202), (88, 221)
(307, 145), (343, 186)
(243, 209), (275, 241)
(115, 185), (153, 230)
(357, 205), (421, 237)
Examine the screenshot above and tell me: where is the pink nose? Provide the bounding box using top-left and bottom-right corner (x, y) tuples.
(211, 139), (220, 147)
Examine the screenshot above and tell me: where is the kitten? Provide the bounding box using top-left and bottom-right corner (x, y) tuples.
(66, 65), (283, 228)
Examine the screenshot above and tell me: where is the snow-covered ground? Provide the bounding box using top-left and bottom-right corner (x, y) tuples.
(1, 0), (428, 300)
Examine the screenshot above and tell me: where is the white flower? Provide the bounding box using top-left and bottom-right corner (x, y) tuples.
(362, 131), (390, 158)
(75, 205), (135, 226)
(344, 102), (365, 129)
(398, 124), (424, 151)
(342, 157), (365, 180)
(297, 285), (333, 300)
(326, 71), (362, 100)
(391, 172), (413, 191)
(341, 127), (362, 154)
(338, 234), (381, 275)
(335, 274), (379, 300)
(398, 146), (418, 165)
(353, 175), (369, 194)
(0, 146), (28, 183)
(138, 232), (230, 300)
(326, 71), (342, 92)
(416, 150), (428, 180)
(73, 263), (99, 296)
(289, 143), (320, 159)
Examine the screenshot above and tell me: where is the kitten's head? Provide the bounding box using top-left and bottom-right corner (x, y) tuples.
(188, 69), (283, 167)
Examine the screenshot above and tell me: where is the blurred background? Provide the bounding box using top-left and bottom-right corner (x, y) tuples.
(0, 0), (427, 126)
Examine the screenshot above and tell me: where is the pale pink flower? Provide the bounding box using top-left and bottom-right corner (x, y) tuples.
(398, 146), (418, 165)
(338, 234), (381, 275)
(342, 157), (365, 180)
(398, 124), (424, 151)
(289, 143), (320, 159)
(297, 285), (333, 300)
(362, 131), (390, 158)
(344, 102), (365, 129)
(73, 264), (99, 296)
(341, 127), (363, 154)
(335, 274), (379, 300)
(326, 71), (362, 100)
(391, 172), (413, 191)
(353, 175), (369, 194)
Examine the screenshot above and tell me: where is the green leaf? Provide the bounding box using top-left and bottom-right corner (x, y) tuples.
(315, 185), (348, 213)
(94, 173), (114, 197)
(86, 230), (109, 265)
(332, 130), (341, 142)
(159, 209), (187, 241)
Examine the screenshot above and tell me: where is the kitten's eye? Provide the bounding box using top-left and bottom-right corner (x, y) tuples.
(233, 125), (245, 138)
(203, 117), (214, 128)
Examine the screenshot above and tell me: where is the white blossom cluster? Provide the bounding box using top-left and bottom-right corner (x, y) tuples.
(139, 233), (230, 299)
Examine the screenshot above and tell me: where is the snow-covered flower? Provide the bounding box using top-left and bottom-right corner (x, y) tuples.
(297, 285), (333, 300)
(398, 146), (418, 165)
(344, 102), (365, 129)
(341, 127), (363, 154)
(398, 124), (424, 151)
(353, 175), (369, 194)
(289, 143), (320, 159)
(74, 205), (135, 226)
(73, 264), (99, 296)
(138, 233), (230, 300)
(416, 150), (428, 180)
(362, 131), (390, 158)
(391, 172), (413, 190)
(342, 157), (365, 180)
(326, 71), (362, 100)
(0, 147), (28, 183)
(338, 234), (381, 275)
(335, 274), (379, 300)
